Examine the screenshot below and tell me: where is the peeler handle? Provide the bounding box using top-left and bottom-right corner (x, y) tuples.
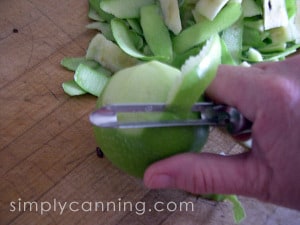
(224, 107), (253, 136)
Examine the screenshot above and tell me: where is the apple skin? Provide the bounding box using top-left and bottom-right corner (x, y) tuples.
(94, 122), (209, 177)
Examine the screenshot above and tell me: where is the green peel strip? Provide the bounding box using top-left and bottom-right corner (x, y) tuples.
(62, 80), (87, 96)
(167, 35), (222, 111)
(111, 18), (155, 60)
(225, 195), (246, 224)
(140, 4), (173, 62)
(89, 0), (114, 22)
(74, 64), (111, 97)
(61, 57), (94, 72)
(100, 0), (155, 19)
(173, 3), (242, 53)
(202, 194), (246, 224)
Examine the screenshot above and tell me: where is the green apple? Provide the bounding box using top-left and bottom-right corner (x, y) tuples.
(93, 61), (209, 177)
(93, 35), (221, 177)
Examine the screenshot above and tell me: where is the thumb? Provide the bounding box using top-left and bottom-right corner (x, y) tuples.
(144, 152), (265, 197)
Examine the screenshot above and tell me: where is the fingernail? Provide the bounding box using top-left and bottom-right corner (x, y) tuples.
(146, 174), (173, 189)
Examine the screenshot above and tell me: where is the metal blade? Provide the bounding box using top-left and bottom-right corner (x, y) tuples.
(89, 102), (227, 129)
(96, 102), (214, 113)
(93, 119), (221, 129)
(89, 102), (252, 136)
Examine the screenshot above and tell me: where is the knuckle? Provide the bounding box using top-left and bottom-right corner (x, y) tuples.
(178, 163), (212, 195)
(270, 76), (298, 106)
(244, 158), (274, 202)
(190, 163), (215, 194)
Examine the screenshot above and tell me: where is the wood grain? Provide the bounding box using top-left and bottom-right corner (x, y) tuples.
(1, 0), (300, 224)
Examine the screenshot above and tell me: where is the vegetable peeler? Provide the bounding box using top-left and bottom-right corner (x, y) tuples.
(89, 102), (252, 136)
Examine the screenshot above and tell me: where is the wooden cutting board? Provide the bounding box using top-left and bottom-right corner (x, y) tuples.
(1, 0), (300, 224)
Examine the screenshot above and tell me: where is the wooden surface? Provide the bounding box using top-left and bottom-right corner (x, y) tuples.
(1, 1), (300, 224)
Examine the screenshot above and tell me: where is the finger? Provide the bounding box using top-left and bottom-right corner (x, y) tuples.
(254, 54), (300, 76)
(206, 65), (265, 121)
(144, 152), (267, 198)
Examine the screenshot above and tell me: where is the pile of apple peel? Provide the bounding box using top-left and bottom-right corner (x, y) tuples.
(60, 0), (300, 223)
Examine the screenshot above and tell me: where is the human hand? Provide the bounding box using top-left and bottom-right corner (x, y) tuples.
(143, 54), (300, 210)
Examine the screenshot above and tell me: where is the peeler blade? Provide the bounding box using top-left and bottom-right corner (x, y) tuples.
(89, 102), (252, 136)
(89, 102), (229, 129)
